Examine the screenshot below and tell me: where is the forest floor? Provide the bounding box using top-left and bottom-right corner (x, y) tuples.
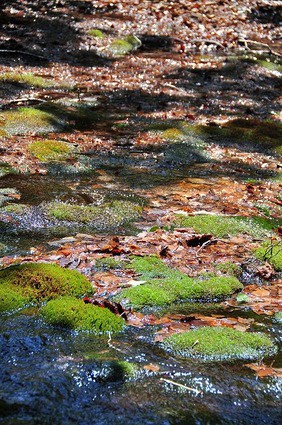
(0, 0), (282, 375)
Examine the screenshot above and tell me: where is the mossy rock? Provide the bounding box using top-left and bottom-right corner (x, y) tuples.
(114, 256), (243, 308)
(0, 283), (28, 313)
(40, 296), (125, 334)
(162, 327), (277, 362)
(0, 163), (17, 178)
(108, 35), (141, 57)
(0, 263), (93, 302)
(0, 107), (67, 136)
(174, 214), (277, 238)
(254, 240), (282, 271)
(0, 72), (55, 88)
(161, 128), (186, 142)
(29, 140), (74, 162)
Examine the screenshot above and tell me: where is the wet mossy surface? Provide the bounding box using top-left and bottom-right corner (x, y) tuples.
(40, 296), (125, 334)
(174, 214), (278, 238)
(0, 263), (93, 302)
(254, 240), (282, 271)
(162, 326), (277, 362)
(114, 256), (243, 308)
(29, 140), (74, 162)
(0, 283), (28, 313)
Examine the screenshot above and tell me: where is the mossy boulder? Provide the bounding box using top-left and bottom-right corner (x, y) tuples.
(162, 327), (277, 362)
(0, 263), (93, 303)
(174, 214), (277, 238)
(0, 107), (67, 136)
(114, 256), (243, 308)
(108, 35), (141, 57)
(254, 240), (282, 271)
(29, 140), (74, 162)
(0, 284), (28, 313)
(40, 296), (125, 334)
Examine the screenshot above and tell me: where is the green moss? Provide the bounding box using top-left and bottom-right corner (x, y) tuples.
(1, 204), (27, 214)
(45, 200), (142, 227)
(114, 256), (243, 308)
(29, 140), (73, 162)
(273, 312), (282, 324)
(0, 263), (93, 302)
(254, 240), (282, 271)
(215, 262), (241, 276)
(87, 29), (105, 38)
(174, 214), (276, 238)
(162, 327), (277, 362)
(0, 107), (66, 136)
(161, 128), (185, 141)
(0, 284), (28, 313)
(108, 35), (141, 57)
(40, 296), (124, 334)
(95, 257), (123, 271)
(105, 360), (139, 381)
(0, 162), (17, 178)
(0, 72), (55, 88)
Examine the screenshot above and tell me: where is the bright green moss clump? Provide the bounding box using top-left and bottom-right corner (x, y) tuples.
(40, 296), (124, 334)
(0, 284), (28, 313)
(0, 263), (92, 302)
(0, 107), (66, 136)
(108, 35), (141, 56)
(254, 240), (282, 271)
(162, 327), (277, 362)
(174, 214), (276, 238)
(0, 72), (54, 88)
(88, 29), (105, 38)
(29, 140), (73, 162)
(114, 256), (243, 308)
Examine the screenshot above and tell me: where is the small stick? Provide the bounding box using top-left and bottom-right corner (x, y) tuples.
(238, 39), (282, 58)
(160, 378), (203, 394)
(0, 49), (49, 61)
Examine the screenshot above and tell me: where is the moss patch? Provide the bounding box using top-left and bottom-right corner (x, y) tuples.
(0, 72), (55, 88)
(108, 35), (141, 56)
(29, 140), (73, 162)
(0, 263), (92, 302)
(162, 327), (277, 362)
(174, 214), (277, 238)
(95, 257), (123, 271)
(254, 240), (282, 271)
(215, 262), (241, 276)
(114, 256), (242, 308)
(88, 29), (105, 38)
(0, 284), (28, 313)
(0, 163), (17, 178)
(40, 296), (124, 334)
(0, 107), (67, 136)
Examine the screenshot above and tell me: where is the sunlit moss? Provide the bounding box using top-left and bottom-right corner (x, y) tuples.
(114, 256), (242, 308)
(87, 29), (105, 38)
(0, 283), (28, 313)
(162, 327), (277, 362)
(0, 263), (93, 302)
(254, 240), (282, 271)
(1, 203), (27, 214)
(0, 107), (66, 136)
(40, 296), (124, 334)
(29, 140), (73, 162)
(174, 214), (276, 238)
(0, 72), (55, 88)
(215, 262), (241, 276)
(161, 128), (185, 141)
(108, 35), (141, 56)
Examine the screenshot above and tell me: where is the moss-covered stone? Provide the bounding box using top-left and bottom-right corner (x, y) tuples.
(0, 107), (67, 136)
(254, 240), (282, 271)
(0, 72), (55, 88)
(114, 256), (243, 308)
(40, 296), (124, 334)
(162, 327), (277, 362)
(108, 35), (141, 56)
(29, 140), (73, 162)
(174, 214), (277, 238)
(88, 29), (105, 38)
(0, 283), (28, 313)
(0, 263), (93, 302)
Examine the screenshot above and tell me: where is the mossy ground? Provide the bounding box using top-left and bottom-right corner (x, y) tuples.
(0, 107), (67, 136)
(174, 214), (277, 238)
(40, 296), (124, 334)
(0, 72), (55, 88)
(29, 140), (73, 162)
(108, 35), (141, 56)
(88, 29), (105, 38)
(0, 263), (93, 303)
(162, 326), (277, 362)
(254, 240), (282, 271)
(114, 256), (243, 308)
(95, 257), (123, 271)
(214, 262), (241, 276)
(0, 162), (17, 178)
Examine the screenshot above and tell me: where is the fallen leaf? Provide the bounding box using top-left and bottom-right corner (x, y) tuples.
(144, 363), (160, 372)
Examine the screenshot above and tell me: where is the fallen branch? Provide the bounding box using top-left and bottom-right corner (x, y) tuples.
(0, 49), (49, 61)
(238, 39), (282, 58)
(160, 378), (203, 394)
(190, 39), (225, 49)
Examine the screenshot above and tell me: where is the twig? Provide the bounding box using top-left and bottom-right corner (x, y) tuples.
(196, 239), (215, 260)
(162, 83), (188, 93)
(238, 39), (282, 58)
(160, 378), (203, 394)
(190, 39), (225, 49)
(107, 332), (125, 353)
(0, 49), (49, 61)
